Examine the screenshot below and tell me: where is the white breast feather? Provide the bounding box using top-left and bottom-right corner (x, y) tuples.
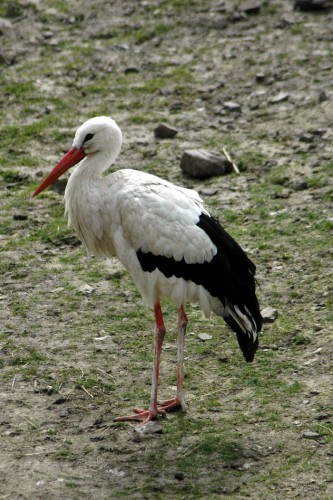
(65, 168), (220, 314)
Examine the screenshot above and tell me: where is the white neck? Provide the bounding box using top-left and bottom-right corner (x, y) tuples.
(69, 139), (121, 189)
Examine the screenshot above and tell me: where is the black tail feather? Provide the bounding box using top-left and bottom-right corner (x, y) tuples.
(224, 314), (260, 362)
(197, 213), (262, 361)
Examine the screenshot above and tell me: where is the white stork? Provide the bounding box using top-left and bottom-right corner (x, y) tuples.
(33, 116), (262, 424)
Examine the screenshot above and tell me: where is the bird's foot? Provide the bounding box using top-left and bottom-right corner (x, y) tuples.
(114, 407), (166, 424)
(158, 397), (186, 412)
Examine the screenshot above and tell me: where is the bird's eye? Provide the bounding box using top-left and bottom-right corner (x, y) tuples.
(83, 133), (94, 143)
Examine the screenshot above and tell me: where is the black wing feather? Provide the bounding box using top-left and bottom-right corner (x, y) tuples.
(137, 212), (262, 362)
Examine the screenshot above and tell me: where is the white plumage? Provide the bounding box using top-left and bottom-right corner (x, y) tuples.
(33, 116), (262, 423)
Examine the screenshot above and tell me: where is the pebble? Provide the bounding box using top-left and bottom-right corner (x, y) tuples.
(42, 31), (54, 39)
(198, 187), (218, 196)
(240, 1), (262, 15)
(299, 132), (314, 143)
(115, 43), (129, 51)
(198, 333), (212, 341)
(43, 386), (54, 395)
(107, 468), (125, 478)
(45, 104), (56, 114)
(124, 67), (139, 74)
(133, 421), (163, 441)
(270, 92), (289, 104)
(293, 180), (308, 191)
(52, 397), (66, 405)
(319, 90), (327, 102)
(271, 190), (290, 199)
(78, 284), (95, 295)
(261, 307), (278, 323)
(13, 214), (28, 221)
(294, 0), (332, 11)
(154, 123), (178, 139)
(255, 73), (266, 83)
(180, 150), (232, 179)
(302, 431), (320, 439)
(223, 101), (241, 112)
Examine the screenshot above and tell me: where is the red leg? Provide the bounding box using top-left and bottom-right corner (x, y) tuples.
(158, 304), (188, 412)
(114, 303), (166, 424)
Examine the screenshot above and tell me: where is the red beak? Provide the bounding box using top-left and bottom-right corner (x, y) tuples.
(32, 146), (86, 197)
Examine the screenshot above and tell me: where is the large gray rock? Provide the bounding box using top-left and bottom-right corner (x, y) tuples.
(180, 150), (233, 179)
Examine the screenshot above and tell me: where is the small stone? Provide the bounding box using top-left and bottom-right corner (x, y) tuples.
(42, 386), (54, 395)
(261, 307), (278, 323)
(45, 104), (56, 114)
(42, 31), (54, 39)
(198, 187), (218, 196)
(302, 431), (320, 439)
(115, 43), (129, 51)
(78, 284), (95, 295)
(311, 128), (326, 136)
(134, 421), (163, 439)
(13, 214), (28, 221)
(154, 123), (178, 139)
(293, 180), (308, 191)
(53, 397), (66, 405)
(124, 67), (139, 74)
(240, 1), (262, 15)
(107, 468), (125, 478)
(180, 150), (232, 179)
(255, 73), (266, 83)
(309, 390), (320, 395)
(299, 132), (314, 143)
(294, 0), (332, 11)
(241, 461), (254, 470)
(223, 101), (241, 112)
(198, 333), (213, 341)
(271, 190), (290, 199)
(319, 90), (328, 102)
(317, 414), (330, 421)
(270, 93), (289, 104)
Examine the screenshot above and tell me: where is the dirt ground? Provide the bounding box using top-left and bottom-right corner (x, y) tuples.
(0, 0), (332, 498)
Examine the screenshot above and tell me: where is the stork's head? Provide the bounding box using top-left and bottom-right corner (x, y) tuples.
(32, 116), (122, 197)
(73, 116), (122, 156)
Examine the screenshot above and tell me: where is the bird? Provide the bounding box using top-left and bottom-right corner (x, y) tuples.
(33, 116), (263, 424)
